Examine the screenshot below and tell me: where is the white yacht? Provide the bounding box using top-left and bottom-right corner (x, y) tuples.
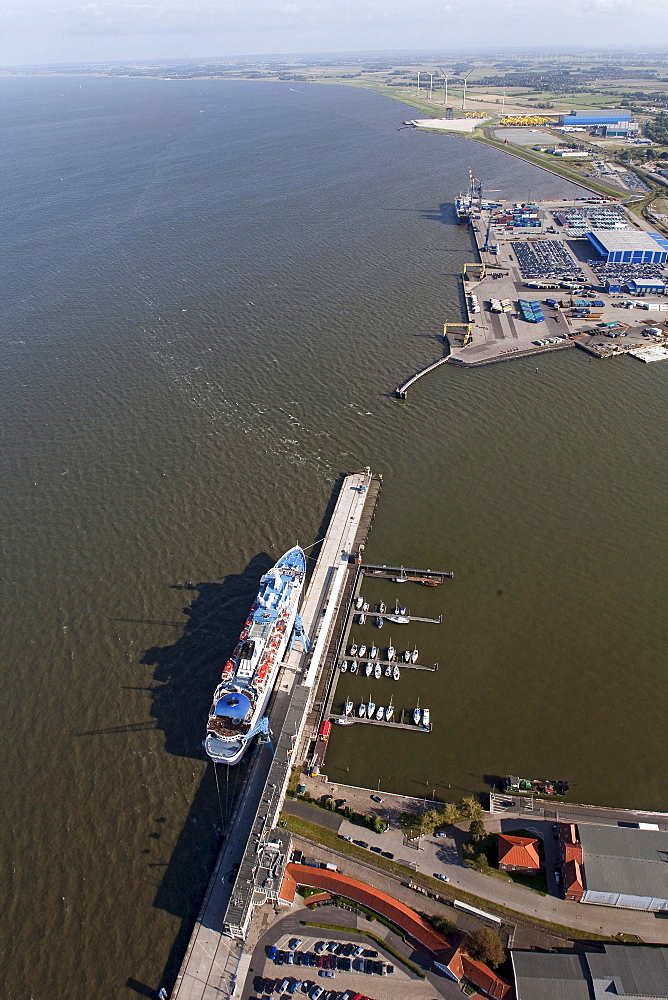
(387, 641), (395, 661)
(358, 644), (367, 658)
(350, 659), (358, 674)
(376, 705), (384, 722)
(411, 648), (419, 663)
(358, 702), (366, 718)
(367, 695), (376, 717)
(393, 665), (400, 681)
(349, 642), (358, 656)
(422, 707), (430, 728)
(413, 698), (421, 726)
(385, 697), (394, 722)
(365, 662), (373, 677)
(374, 663), (382, 679)
(370, 644), (378, 659)
(340, 660), (348, 672)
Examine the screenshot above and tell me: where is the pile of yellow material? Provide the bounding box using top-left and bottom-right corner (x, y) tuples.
(499, 115), (552, 126)
(461, 111), (488, 118)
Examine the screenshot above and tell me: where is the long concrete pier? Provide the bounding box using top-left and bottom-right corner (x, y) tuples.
(169, 471), (379, 1000)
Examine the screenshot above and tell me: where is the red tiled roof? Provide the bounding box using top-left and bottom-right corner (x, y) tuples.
(461, 955), (514, 1000)
(497, 835), (540, 870)
(563, 841), (583, 865)
(286, 863), (449, 953)
(563, 858), (584, 899)
(278, 873), (297, 905)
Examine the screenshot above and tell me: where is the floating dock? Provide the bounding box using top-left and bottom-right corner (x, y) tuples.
(340, 658), (438, 673)
(362, 563), (454, 579)
(330, 713), (432, 732)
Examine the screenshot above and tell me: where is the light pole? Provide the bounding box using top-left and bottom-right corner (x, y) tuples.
(444, 76), (448, 107)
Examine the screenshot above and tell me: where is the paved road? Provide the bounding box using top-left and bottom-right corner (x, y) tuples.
(289, 817), (668, 945)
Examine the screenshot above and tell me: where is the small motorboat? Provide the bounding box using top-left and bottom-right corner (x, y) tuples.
(413, 698), (421, 726)
(350, 643), (358, 656)
(365, 662), (373, 677)
(399, 605), (407, 616)
(421, 578), (440, 587)
(345, 697), (353, 716)
(367, 696), (376, 717)
(387, 641), (395, 661)
(378, 601), (386, 614)
(385, 697), (394, 722)
(350, 660), (358, 674)
(374, 663), (382, 679)
(375, 616), (383, 629)
(403, 649), (411, 663)
(411, 647), (419, 663)
(386, 614), (409, 624)
(422, 707), (430, 728)
(393, 665), (400, 681)
(358, 702), (366, 718)
(355, 596), (364, 610)
(370, 644), (378, 659)
(362, 602), (369, 612)
(337, 718), (356, 725)
(358, 613), (366, 625)
(376, 705), (384, 722)
(340, 660), (348, 672)
(384, 664), (392, 677)
(358, 644), (367, 658)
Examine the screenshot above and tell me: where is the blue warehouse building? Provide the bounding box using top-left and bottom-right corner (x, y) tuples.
(558, 109), (632, 127)
(587, 229), (668, 265)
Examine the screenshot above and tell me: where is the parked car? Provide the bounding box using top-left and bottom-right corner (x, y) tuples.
(361, 950), (377, 958)
(315, 942), (327, 954)
(288, 982), (302, 994)
(319, 971), (335, 979)
(433, 873), (450, 882)
(310, 987), (324, 1000)
(286, 954), (295, 965)
(370, 795), (382, 803)
(381, 851), (394, 859)
(278, 979), (291, 993)
(370, 846), (382, 854)
(353, 840), (368, 849)
(289, 939), (303, 951)
(268, 946), (278, 961)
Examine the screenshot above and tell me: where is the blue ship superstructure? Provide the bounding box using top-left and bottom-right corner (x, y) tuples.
(204, 545), (306, 766)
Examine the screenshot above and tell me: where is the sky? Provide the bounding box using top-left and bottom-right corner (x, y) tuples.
(0, 0), (667, 67)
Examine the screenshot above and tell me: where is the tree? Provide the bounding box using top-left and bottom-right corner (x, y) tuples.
(469, 818), (487, 843)
(459, 795), (484, 822)
(468, 927), (506, 969)
(440, 801), (461, 826)
(427, 913), (456, 935)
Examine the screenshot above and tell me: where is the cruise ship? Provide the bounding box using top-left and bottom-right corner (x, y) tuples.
(204, 545), (306, 765)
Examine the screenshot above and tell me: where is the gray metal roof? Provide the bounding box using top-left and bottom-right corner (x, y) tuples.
(578, 825), (668, 900)
(511, 952), (591, 1000)
(588, 945), (668, 998)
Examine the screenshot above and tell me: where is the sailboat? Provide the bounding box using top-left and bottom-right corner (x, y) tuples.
(422, 707), (430, 728)
(374, 663), (382, 679)
(367, 693), (376, 717)
(376, 705), (384, 721)
(403, 649), (411, 663)
(345, 696), (353, 716)
(355, 596), (364, 610)
(387, 640), (395, 661)
(384, 664), (392, 677)
(411, 647), (419, 663)
(392, 566), (408, 583)
(350, 659), (358, 674)
(393, 665), (400, 681)
(358, 644), (367, 658)
(349, 642), (358, 656)
(375, 615), (383, 629)
(370, 644), (378, 659)
(340, 660), (348, 672)
(378, 601), (386, 613)
(365, 662), (373, 677)
(413, 697), (421, 726)
(385, 697), (394, 722)
(358, 612), (366, 625)
(358, 702), (367, 718)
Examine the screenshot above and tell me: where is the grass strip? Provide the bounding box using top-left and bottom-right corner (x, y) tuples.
(467, 133), (623, 198)
(281, 812), (611, 942)
(301, 921), (426, 978)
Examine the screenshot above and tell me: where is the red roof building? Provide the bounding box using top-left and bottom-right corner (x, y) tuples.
(497, 835), (541, 873)
(558, 823), (585, 901)
(286, 863), (449, 953)
(435, 936), (514, 1000)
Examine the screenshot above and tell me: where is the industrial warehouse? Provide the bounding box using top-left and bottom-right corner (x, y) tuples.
(558, 823), (668, 912)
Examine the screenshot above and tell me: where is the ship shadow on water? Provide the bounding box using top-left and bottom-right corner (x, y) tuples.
(126, 554), (274, 999)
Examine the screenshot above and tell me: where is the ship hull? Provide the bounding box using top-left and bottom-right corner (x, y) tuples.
(204, 545), (306, 766)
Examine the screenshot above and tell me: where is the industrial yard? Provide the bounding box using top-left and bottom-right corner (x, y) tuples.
(444, 195), (668, 368)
